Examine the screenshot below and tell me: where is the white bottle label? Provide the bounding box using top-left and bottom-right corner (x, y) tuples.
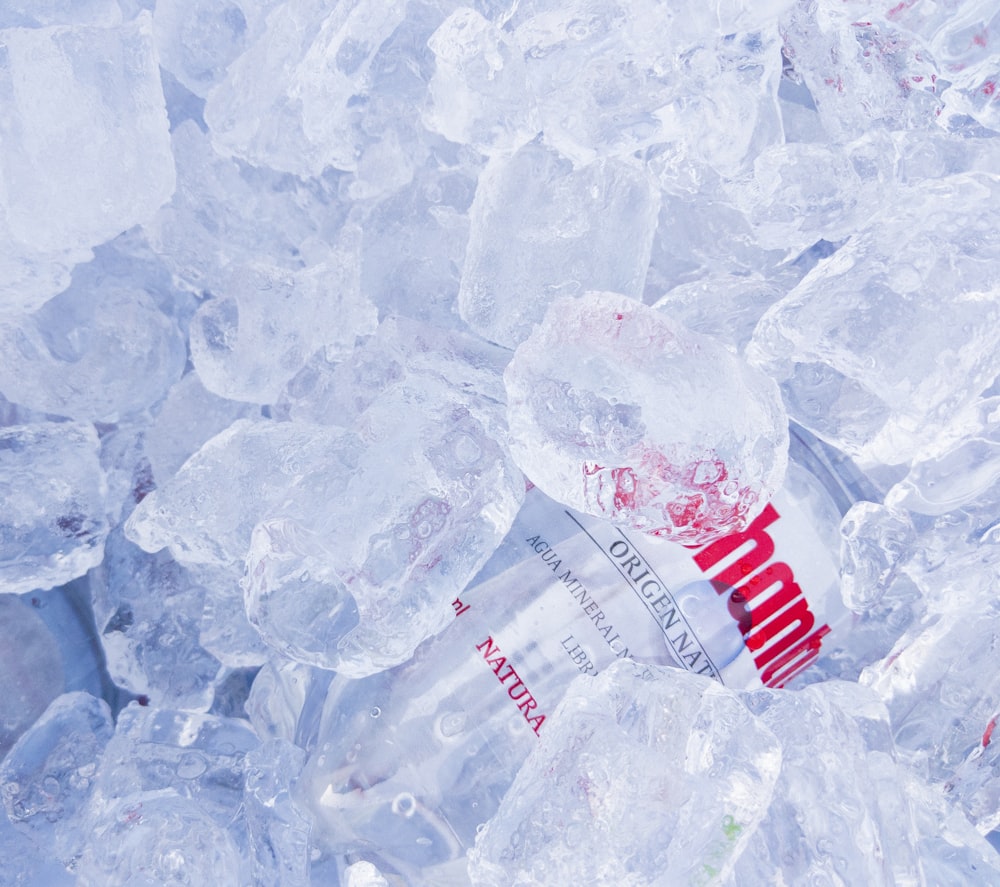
(456, 481), (844, 735)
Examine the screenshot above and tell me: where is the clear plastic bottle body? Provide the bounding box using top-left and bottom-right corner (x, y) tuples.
(300, 423), (876, 881)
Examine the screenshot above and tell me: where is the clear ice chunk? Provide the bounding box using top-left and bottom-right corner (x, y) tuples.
(458, 141), (660, 348)
(504, 291), (789, 543)
(471, 663), (993, 884)
(76, 792), (246, 887)
(0, 423), (109, 594)
(243, 739), (312, 887)
(189, 258), (377, 405)
(75, 703), (261, 886)
(747, 173), (1000, 465)
(0, 13), (174, 311)
(468, 661), (783, 886)
(204, 0), (409, 177)
(0, 692), (113, 868)
(423, 8), (538, 153)
(144, 371), (258, 487)
(147, 121), (348, 294)
(246, 320), (525, 675)
(0, 272), (186, 423)
(90, 531), (223, 711)
(780, 1), (942, 142)
(124, 418), (351, 571)
(358, 160), (478, 330)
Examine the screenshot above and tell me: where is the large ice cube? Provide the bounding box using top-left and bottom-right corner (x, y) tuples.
(0, 273), (186, 423)
(189, 258), (376, 405)
(504, 291), (788, 543)
(245, 320), (525, 675)
(0, 13), (174, 311)
(747, 173), (1000, 465)
(458, 141), (660, 348)
(0, 692), (113, 869)
(0, 423), (108, 594)
(90, 531), (223, 711)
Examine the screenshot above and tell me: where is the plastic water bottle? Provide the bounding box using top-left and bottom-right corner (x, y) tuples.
(298, 422), (876, 882)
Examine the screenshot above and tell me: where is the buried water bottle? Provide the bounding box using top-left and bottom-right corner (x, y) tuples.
(295, 295), (876, 881)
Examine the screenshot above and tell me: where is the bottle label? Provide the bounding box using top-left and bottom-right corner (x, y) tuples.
(458, 482), (843, 733)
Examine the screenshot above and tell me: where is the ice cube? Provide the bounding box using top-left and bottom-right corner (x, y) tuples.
(423, 8), (538, 153)
(245, 321), (524, 675)
(90, 531), (223, 712)
(504, 291), (789, 543)
(0, 423), (109, 594)
(0, 692), (113, 868)
(243, 739), (312, 887)
(0, 272), (186, 423)
(189, 258), (376, 405)
(469, 661), (783, 886)
(747, 173), (1000, 465)
(458, 141), (660, 348)
(204, 0), (409, 177)
(0, 13), (174, 310)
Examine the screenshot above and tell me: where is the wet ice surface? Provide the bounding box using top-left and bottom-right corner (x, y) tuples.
(504, 291), (788, 543)
(2, 0), (1000, 884)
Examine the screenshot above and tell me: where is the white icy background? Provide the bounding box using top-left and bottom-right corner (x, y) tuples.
(2, 0), (1000, 884)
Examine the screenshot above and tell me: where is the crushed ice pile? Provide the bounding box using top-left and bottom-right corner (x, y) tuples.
(2, 0), (1000, 884)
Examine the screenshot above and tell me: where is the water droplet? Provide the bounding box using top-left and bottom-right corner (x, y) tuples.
(392, 792), (416, 818)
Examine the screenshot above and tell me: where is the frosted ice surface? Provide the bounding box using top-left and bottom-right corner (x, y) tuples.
(0, 423), (108, 595)
(90, 531), (222, 711)
(747, 173), (1000, 465)
(246, 320), (524, 675)
(458, 141), (660, 348)
(148, 121), (349, 294)
(0, 274), (186, 423)
(125, 418), (352, 571)
(144, 372), (257, 486)
(205, 0), (409, 177)
(189, 257), (377, 404)
(76, 703), (260, 886)
(504, 291), (789, 543)
(153, 0), (279, 98)
(0, 13), (174, 312)
(0, 692), (113, 867)
(469, 662), (783, 886)
(423, 8), (538, 153)
(358, 160), (478, 329)
(471, 664), (997, 885)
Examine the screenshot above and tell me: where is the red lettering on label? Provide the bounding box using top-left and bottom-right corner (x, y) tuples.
(693, 504), (829, 688)
(476, 636), (546, 735)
